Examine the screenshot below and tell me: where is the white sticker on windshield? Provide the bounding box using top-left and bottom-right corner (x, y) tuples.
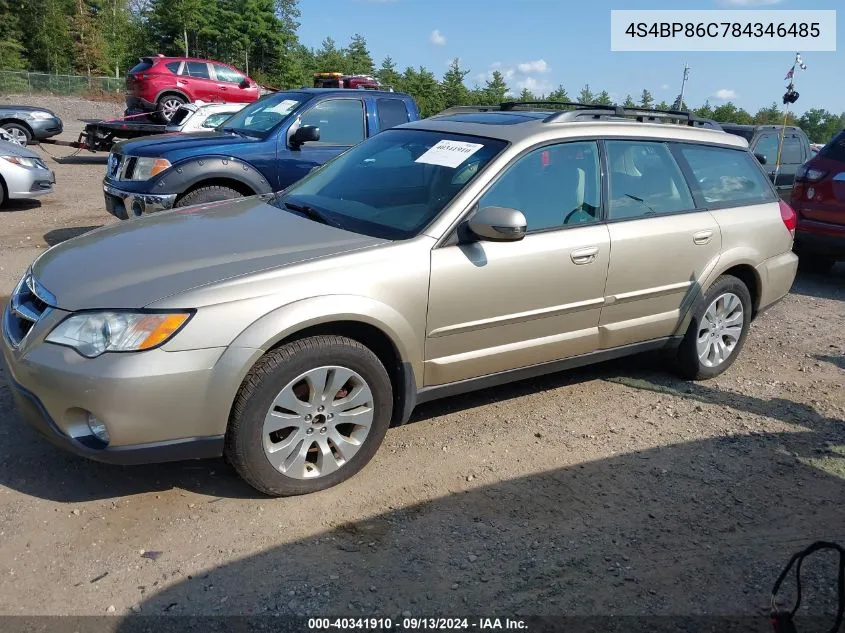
(415, 140), (484, 168)
(269, 99), (300, 115)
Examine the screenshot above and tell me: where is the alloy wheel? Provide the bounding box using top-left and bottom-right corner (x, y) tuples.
(696, 292), (744, 368)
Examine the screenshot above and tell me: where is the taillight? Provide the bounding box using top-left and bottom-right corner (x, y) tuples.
(795, 164), (827, 182)
(779, 199), (797, 237)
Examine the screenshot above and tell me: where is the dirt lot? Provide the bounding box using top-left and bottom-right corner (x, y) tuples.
(0, 96), (844, 622)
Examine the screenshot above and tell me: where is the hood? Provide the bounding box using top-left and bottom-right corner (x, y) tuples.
(114, 131), (258, 159)
(0, 139), (41, 158)
(31, 196), (388, 310)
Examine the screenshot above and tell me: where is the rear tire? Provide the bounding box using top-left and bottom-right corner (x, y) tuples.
(225, 335), (393, 497)
(175, 185), (242, 208)
(676, 275), (752, 381)
(155, 94), (187, 123)
(0, 122), (31, 146)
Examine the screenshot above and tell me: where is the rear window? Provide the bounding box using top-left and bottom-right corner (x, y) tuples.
(676, 144), (776, 205)
(819, 130), (845, 162)
(129, 60), (153, 74)
(780, 136), (805, 164)
(376, 98), (410, 130)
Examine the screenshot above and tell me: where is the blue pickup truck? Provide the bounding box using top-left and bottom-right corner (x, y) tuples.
(102, 88), (421, 219)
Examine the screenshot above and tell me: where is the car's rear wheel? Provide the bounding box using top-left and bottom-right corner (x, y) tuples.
(225, 335), (393, 497)
(175, 185), (242, 208)
(1, 122), (31, 146)
(156, 94), (187, 123)
(676, 274), (752, 380)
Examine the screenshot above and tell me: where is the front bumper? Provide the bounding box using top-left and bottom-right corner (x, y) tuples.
(2, 163), (55, 199)
(103, 182), (177, 219)
(2, 301), (259, 464)
(28, 117), (63, 141)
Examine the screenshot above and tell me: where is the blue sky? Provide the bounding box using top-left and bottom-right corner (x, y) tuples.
(298, 0), (842, 114)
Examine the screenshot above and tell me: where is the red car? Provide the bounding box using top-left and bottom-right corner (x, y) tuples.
(790, 129), (845, 272)
(126, 55), (260, 122)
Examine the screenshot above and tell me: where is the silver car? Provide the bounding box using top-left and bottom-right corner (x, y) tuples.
(0, 140), (55, 206)
(2, 105), (797, 497)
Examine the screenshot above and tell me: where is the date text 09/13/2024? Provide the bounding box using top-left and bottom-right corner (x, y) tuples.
(308, 618), (528, 630)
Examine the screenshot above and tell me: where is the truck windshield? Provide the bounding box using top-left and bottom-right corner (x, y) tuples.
(219, 92), (308, 137)
(275, 129), (508, 240)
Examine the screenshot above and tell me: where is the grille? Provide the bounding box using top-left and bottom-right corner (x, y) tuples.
(5, 273), (51, 347)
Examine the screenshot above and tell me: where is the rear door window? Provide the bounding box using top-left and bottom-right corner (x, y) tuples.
(376, 98), (410, 130)
(675, 144), (776, 205)
(185, 61), (211, 79)
(605, 141), (695, 220)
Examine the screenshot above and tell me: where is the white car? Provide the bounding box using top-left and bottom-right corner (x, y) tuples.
(165, 102), (246, 134)
(0, 140), (55, 206)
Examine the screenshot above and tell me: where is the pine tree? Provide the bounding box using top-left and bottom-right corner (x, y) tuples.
(578, 84), (595, 104)
(345, 34), (374, 74)
(483, 70), (508, 105)
(595, 90), (612, 105)
(376, 56), (402, 91)
(0, 0), (27, 69)
(623, 94), (637, 108)
(314, 36), (345, 73)
(71, 0), (108, 76)
(639, 89), (654, 109)
(547, 84), (569, 103)
(441, 58), (470, 108)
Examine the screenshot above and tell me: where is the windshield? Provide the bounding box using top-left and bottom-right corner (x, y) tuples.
(218, 92), (309, 137)
(275, 129), (507, 239)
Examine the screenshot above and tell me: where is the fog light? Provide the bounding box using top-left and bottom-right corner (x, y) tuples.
(86, 413), (110, 443)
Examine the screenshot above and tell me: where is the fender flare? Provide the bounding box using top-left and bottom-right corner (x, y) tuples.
(229, 294), (423, 385)
(154, 88), (190, 105)
(152, 156), (273, 197)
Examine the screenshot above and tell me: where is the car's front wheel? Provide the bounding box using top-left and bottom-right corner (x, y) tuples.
(0, 122), (31, 146)
(676, 274), (752, 380)
(175, 185), (242, 208)
(225, 335), (393, 497)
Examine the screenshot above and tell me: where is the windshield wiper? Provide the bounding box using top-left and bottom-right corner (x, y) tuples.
(282, 201), (339, 228)
(221, 127), (250, 138)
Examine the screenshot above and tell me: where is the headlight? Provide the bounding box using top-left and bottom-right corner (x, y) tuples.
(129, 157), (171, 181)
(27, 111), (54, 120)
(1, 155), (46, 169)
(46, 311), (192, 358)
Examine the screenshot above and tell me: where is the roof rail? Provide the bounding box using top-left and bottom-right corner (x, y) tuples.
(433, 105), (505, 116)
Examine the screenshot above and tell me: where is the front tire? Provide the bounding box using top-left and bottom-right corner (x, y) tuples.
(225, 336), (393, 497)
(175, 185), (242, 208)
(676, 275), (752, 380)
(1, 122), (31, 146)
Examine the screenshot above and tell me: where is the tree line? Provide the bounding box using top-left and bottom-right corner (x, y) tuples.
(0, 0), (842, 143)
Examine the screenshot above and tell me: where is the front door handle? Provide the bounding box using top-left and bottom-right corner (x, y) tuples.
(693, 230), (713, 245)
(571, 246), (599, 265)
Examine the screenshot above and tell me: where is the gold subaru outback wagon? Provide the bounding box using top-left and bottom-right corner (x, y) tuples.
(2, 104), (798, 496)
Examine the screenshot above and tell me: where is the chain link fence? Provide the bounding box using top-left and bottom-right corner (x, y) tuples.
(0, 71), (122, 95)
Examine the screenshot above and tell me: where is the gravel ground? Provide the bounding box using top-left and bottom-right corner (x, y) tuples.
(0, 96), (844, 622)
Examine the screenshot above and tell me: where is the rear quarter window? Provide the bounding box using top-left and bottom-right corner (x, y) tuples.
(676, 144), (776, 206)
(819, 131), (845, 162)
(129, 60), (153, 74)
(376, 98), (410, 130)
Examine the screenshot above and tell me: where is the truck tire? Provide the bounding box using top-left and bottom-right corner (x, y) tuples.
(225, 335), (393, 497)
(175, 185), (242, 208)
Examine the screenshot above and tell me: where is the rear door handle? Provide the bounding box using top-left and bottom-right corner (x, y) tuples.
(693, 230), (713, 245)
(570, 246), (599, 265)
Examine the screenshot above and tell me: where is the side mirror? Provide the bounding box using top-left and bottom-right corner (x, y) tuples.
(239, 78), (250, 89)
(290, 125), (320, 148)
(754, 152), (767, 165)
(467, 206), (527, 242)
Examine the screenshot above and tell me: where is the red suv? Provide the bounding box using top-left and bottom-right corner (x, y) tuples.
(790, 129), (845, 272)
(126, 55), (260, 122)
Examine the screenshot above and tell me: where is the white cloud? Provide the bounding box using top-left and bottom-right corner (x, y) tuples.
(713, 88), (737, 100)
(661, 83), (670, 90)
(429, 29), (446, 45)
(516, 59), (549, 74)
(516, 76), (553, 94)
(491, 61), (502, 69)
(717, 0), (783, 5)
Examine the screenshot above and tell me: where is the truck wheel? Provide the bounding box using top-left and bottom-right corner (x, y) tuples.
(1, 123), (31, 146)
(675, 275), (752, 381)
(155, 94), (186, 123)
(225, 335), (393, 497)
(175, 185), (242, 208)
